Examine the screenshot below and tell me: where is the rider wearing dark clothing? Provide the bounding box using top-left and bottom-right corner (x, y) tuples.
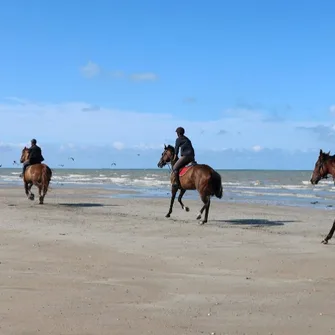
(173, 127), (195, 188)
(20, 139), (44, 177)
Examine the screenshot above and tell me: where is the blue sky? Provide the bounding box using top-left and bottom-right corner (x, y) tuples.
(1, 0), (335, 169)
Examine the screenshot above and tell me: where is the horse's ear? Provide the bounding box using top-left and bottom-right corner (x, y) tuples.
(164, 144), (167, 149)
(328, 151), (331, 155)
(320, 149), (323, 155)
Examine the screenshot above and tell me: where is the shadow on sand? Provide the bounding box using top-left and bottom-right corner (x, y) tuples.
(212, 219), (298, 228)
(58, 203), (119, 208)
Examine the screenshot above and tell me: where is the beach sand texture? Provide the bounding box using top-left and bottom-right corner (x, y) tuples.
(1, 186), (335, 335)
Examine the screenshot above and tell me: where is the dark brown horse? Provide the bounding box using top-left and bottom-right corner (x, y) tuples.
(20, 147), (52, 204)
(157, 144), (223, 224)
(310, 149), (335, 244)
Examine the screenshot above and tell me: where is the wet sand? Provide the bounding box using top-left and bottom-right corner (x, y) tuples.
(0, 186), (335, 334)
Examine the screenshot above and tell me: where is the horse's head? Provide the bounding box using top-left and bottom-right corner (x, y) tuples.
(157, 144), (175, 168)
(310, 149), (332, 185)
(20, 147), (29, 163)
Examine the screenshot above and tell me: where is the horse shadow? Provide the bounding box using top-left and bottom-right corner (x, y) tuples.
(212, 219), (298, 228)
(58, 203), (119, 208)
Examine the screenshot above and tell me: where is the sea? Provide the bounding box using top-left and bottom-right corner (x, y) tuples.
(1, 168), (335, 210)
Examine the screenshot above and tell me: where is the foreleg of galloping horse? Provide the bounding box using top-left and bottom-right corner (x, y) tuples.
(321, 220), (335, 244)
(178, 189), (189, 212)
(166, 186), (178, 218)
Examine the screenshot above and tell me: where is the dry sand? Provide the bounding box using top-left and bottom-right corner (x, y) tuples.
(0, 185), (335, 335)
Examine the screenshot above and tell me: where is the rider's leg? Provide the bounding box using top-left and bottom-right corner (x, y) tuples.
(20, 161), (30, 178)
(172, 156), (193, 188)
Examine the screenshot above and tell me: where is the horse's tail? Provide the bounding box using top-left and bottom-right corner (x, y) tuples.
(41, 165), (52, 191)
(211, 169), (223, 199)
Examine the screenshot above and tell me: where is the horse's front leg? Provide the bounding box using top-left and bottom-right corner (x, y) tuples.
(322, 220), (335, 244)
(166, 186), (178, 218)
(178, 189), (189, 212)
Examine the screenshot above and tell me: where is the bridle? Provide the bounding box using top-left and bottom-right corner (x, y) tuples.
(161, 147), (175, 173)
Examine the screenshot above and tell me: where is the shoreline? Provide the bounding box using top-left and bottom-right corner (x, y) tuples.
(2, 181), (335, 211)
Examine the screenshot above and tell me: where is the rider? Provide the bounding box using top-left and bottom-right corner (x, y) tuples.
(173, 127), (195, 188)
(20, 139), (44, 177)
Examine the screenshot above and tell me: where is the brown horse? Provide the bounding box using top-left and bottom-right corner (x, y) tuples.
(20, 147), (52, 204)
(310, 149), (335, 244)
(157, 144), (223, 224)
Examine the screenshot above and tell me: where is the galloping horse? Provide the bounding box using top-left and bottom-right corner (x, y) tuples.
(310, 149), (335, 244)
(157, 145), (223, 224)
(20, 147), (52, 204)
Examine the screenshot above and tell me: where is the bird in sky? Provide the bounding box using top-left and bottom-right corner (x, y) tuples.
(68, 157), (75, 161)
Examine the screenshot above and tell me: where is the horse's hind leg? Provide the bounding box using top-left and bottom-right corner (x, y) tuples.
(38, 185), (43, 204)
(178, 189), (189, 212)
(198, 195), (210, 225)
(322, 220), (335, 244)
(196, 203), (207, 220)
(26, 182), (34, 200)
(39, 181), (49, 204)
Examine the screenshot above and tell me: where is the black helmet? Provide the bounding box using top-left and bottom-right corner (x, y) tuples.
(31, 139), (37, 144)
(175, 127), (185, 135)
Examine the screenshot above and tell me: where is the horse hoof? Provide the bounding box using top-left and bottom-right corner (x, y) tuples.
(321, 239), (328, 245)
(185, 207), (190, 212)
(196, 214), (201, 220)
(198, 220), (205, 225)
(165, 213), (171, 218)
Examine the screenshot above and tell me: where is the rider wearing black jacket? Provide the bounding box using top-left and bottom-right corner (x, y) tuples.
(20, 139), (44, 177)
(173, 127), (195, 188)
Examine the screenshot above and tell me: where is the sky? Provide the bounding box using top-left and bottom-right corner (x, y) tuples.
(0, 0), (335, 169)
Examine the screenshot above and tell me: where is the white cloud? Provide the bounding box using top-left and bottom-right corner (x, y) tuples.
(130, 72), (158, 82)
(252, 145), (262, 152)
(0, 98), (333, 158)
(113, 141), (125, 150)
(80, 61), (101, 78)
(110, 71), (126, 79)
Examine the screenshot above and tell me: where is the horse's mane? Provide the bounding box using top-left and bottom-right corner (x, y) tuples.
(165, 144), (175, 153)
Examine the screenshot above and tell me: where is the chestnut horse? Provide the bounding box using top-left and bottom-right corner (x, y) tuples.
(157, 144), (223, 224)
(20, 147), (52, 204)
(310, 149), (335, 244)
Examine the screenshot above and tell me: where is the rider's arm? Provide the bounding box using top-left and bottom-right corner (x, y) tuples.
(175, 138), (181, 157)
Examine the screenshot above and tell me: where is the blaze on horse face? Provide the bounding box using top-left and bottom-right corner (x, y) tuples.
(310, 149), (330, 185)
(157, 145), (174, 168)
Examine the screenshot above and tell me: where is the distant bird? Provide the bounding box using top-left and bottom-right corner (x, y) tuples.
(68, 157), (75, 161)
(13, 160), (19, 166)
(137, 153), (140, 156)
(111, 163), (116, 166)
(58, 164), (64, 167)
(0, 164), (2, 167)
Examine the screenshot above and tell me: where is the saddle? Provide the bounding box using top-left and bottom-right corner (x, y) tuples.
(179, 160), (197, 177)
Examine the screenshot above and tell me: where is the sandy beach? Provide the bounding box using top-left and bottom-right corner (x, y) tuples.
(1, 186), (335, 335)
